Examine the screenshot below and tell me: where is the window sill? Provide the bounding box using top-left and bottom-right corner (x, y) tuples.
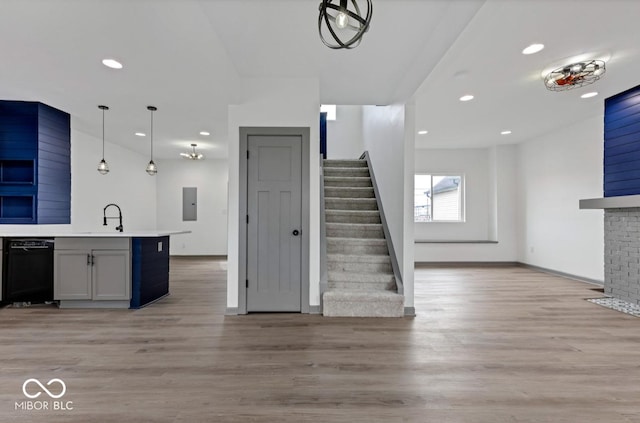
(415, 240), (499, 244)
(414, 221), (466, 224)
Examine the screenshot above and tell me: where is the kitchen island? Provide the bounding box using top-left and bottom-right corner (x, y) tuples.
(1, 231), (188, 309)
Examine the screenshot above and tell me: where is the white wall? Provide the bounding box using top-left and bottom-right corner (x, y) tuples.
(517, 116), (604, 281)
(227, 77), (320, 310)
(402, 102), (416, 310)
(362, 104), (415, 308)
(414, 145), (518, 262)
(1, 124), (157, 235)
(363, 105), (405, 263)
(71, 127), (157, 232)
(156, 158), (228, 255)
(414, 148), (491, 241)
(326, 105), (364, 160)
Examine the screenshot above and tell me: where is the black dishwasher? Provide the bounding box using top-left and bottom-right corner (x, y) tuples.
(2, 238), (54, 304)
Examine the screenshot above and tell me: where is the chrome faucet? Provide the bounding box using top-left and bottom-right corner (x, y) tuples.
(103, 203), (123, 232)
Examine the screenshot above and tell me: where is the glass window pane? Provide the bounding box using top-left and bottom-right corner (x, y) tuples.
(432, 176), (461, 221)
(414, 174), (432, 222)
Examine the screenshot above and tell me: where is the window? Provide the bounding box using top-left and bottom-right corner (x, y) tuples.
(320, 104), (336, 120)
(414, 174), (464, 222)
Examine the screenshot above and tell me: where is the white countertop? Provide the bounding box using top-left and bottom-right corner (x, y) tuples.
(579, 195), (640, 209)
(0, 230), (190, 238)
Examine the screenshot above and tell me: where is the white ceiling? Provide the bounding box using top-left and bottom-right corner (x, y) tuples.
(414, 0), (640, 149)
(1, 0), (639, 158)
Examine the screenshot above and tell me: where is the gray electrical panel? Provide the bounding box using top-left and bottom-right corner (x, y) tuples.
(182, 187), (197, 221)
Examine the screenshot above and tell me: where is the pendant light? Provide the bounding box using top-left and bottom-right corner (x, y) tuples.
(97, 105), (109, 175)
(318, 0), (373, 49)
(145, 106), (158, 175)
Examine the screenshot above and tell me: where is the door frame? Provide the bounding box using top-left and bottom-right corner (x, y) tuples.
(238, 127), (310, 314)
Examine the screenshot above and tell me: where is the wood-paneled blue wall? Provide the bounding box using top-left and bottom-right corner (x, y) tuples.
(0, 100), (70, 223)
(37, 103), (71, 224)
(605, 85), (640, 197)
(130, 236), (170, 309)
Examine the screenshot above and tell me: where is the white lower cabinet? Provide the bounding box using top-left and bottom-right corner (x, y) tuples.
(54, 250), (92, 299)
(54, 238), (131, 307)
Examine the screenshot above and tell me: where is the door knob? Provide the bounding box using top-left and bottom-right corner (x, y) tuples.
(292, 229), (300, 236)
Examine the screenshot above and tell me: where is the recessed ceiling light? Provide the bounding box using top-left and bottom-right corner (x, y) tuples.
(135, 132), (146, 137)
(501, 130), (512, 135)
(459, 95), (474, 102)
(102, 58), (123, 69)
(418, 130), (428, 135)
(199, 131), (210, 136)
(522, 43), (545, 55)
(581, 92), (599, 99)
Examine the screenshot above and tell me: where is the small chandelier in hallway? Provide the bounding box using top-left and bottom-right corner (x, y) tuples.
(180, 143), (204, 160)
(145, 106), (158, 176)
(318, 0), (372, 49)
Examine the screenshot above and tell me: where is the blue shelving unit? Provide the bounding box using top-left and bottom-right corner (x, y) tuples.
(0, 100), (70, 224)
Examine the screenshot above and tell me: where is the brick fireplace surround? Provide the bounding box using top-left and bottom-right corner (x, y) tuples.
(580, 83), (640, 307)
(604, 208), (640, 305)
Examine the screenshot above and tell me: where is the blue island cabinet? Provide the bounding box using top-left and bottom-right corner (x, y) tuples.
(0, 101), (71, 224)
(131, 236), (170, 308)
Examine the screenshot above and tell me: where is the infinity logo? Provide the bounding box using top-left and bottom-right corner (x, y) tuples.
(22, 379), (66, 399)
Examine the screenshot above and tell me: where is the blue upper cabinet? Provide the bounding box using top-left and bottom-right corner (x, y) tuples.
(604, 85), (640, 197)
(0, 100), (70, 224)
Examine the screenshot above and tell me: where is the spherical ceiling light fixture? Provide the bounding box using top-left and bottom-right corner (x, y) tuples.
(318, 0), (373, 50)
(544, 59), (606, 91)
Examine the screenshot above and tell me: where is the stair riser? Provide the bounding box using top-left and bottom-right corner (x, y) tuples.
(328, 281), (396, 290)
(326, 226), (384, 239)
(323, 160), (368, 168)
(324, 168), (370, 178)
(327, 254), (391, 265)
(325, 199), (378, 211)
(323, 300), (404, 317)
(326, 243), (388, 255)
(328, 261), (392, 273)
(325, 212), (381, 224)
(324, 188), (375, 198)
(327, 271), (394, 284)
(324, 178), (372, 188)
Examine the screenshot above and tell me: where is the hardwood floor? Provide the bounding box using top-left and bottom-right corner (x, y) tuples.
(1, 259), (640, 422)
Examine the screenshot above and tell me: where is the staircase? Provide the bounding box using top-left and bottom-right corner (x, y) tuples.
(322, 159), (404, 317)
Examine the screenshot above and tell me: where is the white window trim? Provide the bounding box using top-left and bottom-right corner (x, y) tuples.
(414, 173), (466, 223)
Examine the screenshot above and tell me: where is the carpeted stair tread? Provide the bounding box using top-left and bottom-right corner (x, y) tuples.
(328, 281), (396, 291)
(326, 237), (389, 255)
(325, 198), (378, 211)
(323, 167), (370, 177)
(324, 187), (375, 198)
(324, 176), (372, 187)
(326, 223), (384, 239)
(323, 159), (368, 168)
(327, 253), (391, 264)
(328, 270), (395, 283)
(327, 254), (392, 273)
(325, 210), (381, 224)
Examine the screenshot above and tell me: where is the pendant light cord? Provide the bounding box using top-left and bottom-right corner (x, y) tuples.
(150, 109), (154, 160)
(102, 107), (105, 159)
